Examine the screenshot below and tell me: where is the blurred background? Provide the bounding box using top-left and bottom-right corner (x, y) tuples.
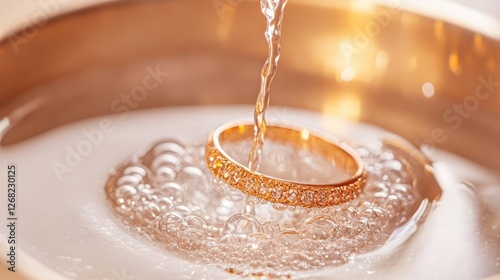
(1, 0), (499, 280)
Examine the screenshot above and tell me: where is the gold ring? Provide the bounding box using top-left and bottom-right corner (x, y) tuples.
(205, 120), (367, 208)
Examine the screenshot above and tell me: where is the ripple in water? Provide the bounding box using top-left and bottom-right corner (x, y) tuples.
(105, 136), (429, 275)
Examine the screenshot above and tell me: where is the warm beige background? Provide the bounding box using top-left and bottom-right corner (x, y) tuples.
(0, 0), (499, 279)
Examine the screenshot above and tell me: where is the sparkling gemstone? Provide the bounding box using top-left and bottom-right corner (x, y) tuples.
(331, 194), (341, 205)
(301, 190), (314, 205)
(285, 189), (298, 202)
(213, 158), (222, 169)
(259, 182), (268, 195)
(220, 165), (230, 179)
(230, 169), (241, 184)
(270, 187), (283, 200)
(242, 177), (256, 193)
(316, 191), (327, 206)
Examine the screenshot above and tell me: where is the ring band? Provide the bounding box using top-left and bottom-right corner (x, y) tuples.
(205, 120), (367, 208)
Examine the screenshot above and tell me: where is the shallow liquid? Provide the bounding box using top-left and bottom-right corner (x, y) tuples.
(106, 136), (420, 273)
(0, 107), (499, 279)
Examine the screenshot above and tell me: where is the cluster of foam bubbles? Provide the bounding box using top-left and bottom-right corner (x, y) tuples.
(105, 138), (419, 273)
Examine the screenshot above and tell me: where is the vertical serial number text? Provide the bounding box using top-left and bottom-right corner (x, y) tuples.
(7, 165), (17, 272)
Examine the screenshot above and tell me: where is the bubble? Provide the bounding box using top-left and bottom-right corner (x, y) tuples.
(185, 215), (207, 231)
(355, 147), (371, 158)
(178, 228), (205, 250)
(172, 205), (192, 216)
(278, 230), (300, 247)
(154, 166), (176, 183)
(151, 153), (182, 172)
(223, 214), (263, 237)
(380, 149), (395, 161)
(298, 239), (319, 251)
(155, 197), (174, 213)
(271, 203), (287, 211)
(382, 160), (403, 171)
(227, 190), (245, 202)
(334, 207), (358, 225)
(366, 181), (389, 193)
(262, 221), (280, 237)
(157, 182), (184, 203)
(392, 183), (411, 197)
(135, 187), (153, 205)
(157, 211), (185, 236)
(117, 173), (143, 188)
(123, 165), (149, 177)
(152, 140), (186, 157)
(106, 138), (422, 272)
(135, 202), (160, 225)
(300, 215), (336, 240)
(114, 185), (137, 209)
(323, 244), (343, 263)
(176, 166), (206, 189)
(212, 178), (232, 194)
